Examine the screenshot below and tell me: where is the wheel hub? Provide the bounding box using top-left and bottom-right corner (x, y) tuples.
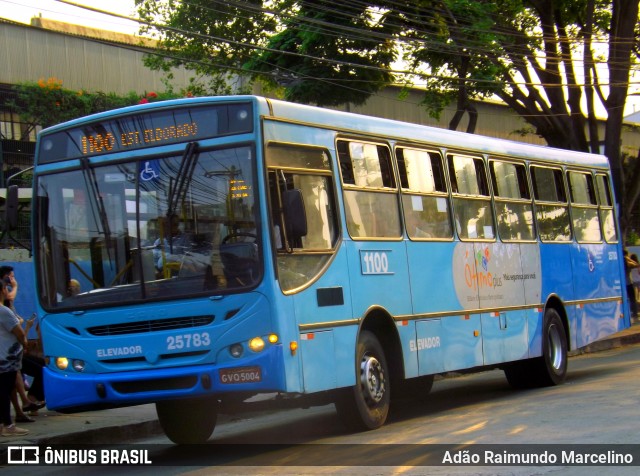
(548, 323), (564, 371)
(360, 354), (385, 404)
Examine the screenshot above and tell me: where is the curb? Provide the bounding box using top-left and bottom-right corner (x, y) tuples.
(36, 420), (163, 445)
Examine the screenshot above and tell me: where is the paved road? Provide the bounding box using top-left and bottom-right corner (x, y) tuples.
(124, 342), (640, 475)
(5, 337), (640, 475)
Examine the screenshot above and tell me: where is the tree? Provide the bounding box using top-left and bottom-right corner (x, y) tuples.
(135, 0), (640, 235)
(135, 0), (280, 96)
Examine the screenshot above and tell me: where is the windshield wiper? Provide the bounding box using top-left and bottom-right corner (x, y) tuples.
(167, 142), (199, 218)
(80, 158), (112, 261)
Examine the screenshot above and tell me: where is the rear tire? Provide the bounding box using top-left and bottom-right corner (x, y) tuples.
(156, 397), (217, 444)
(335, 330), (390, 431)
(504, 308), (567, 388)
(536, 308), (568, 386)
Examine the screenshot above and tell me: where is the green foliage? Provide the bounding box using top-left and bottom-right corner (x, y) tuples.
(9, 77), (183, 130)
(136, 0), (270, 97)
(244, 1), (395, 106)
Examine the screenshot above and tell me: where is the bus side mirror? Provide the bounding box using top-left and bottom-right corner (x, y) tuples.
(283, 189), (307, 239)
(4, 185), (19, 231)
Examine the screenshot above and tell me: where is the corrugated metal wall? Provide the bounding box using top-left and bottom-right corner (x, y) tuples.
(0, 20), (192, 94)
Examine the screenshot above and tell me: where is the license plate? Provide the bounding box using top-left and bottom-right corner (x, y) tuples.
(219, 366), (262, 384)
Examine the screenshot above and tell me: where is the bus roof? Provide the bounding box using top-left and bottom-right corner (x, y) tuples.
(262, 97), (610, 169)
(38, 95), (610, 169)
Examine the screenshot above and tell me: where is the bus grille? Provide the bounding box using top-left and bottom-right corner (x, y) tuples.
(112, 376), (198, 394)
(87, 315), (214, 336)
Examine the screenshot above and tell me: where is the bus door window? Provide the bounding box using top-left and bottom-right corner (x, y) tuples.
(531, 166), (571, 242)
(396, 147), (453, 240)
(568, 171), (602, 243)
(595, 174), (618, 243)
(490, 160), (535, 241)
(447, 154), (495, 240)
(337, 140), (401, 239)
(266, 144), (339, 292)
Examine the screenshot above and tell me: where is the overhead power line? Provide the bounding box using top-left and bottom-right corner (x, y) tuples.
(53, 0), (640, 91)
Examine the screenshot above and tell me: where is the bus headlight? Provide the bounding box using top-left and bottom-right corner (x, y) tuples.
(249, 337), (265, 352)
(72, 359), (86, 372)
(55, 357), (69, 370)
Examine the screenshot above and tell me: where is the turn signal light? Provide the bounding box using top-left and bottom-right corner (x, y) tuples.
(55, 357), (69, 370)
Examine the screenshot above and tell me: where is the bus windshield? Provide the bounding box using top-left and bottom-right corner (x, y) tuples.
(35, 143), (260, 310)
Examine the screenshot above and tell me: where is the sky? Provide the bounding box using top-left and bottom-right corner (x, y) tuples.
(0, 0), (138, 33)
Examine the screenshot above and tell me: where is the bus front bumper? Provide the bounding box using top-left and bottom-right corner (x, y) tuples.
(43, 345), (285, 412)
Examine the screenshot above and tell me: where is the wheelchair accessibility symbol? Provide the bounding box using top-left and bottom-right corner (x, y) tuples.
(140, 161), (160, 181)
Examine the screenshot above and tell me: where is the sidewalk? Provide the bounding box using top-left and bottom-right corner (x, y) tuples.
(3, 320), (640, 445)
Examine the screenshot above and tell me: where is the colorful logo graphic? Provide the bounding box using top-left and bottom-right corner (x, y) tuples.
(465, 246), (493, 290)
(476, 247), (491, 272)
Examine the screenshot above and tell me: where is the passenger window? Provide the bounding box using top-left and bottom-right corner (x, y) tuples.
(447, 154), (494, 240)
(338, 139), (401, 239)
(531, 165), (571, 242)
(532, 166), (567, 202)
(568, 171), (601, 243)
(490, 160), (535, 241)
(397, 148), (452, 240)
(596, 174), (618, 243)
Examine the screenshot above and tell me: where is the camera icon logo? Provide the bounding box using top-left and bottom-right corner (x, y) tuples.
(7, 446), (40, 464)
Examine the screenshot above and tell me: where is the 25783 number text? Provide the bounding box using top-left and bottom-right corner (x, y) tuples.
(166, 332), (211, 350)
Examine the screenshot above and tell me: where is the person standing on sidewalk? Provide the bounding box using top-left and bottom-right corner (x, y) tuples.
(0, 279), (29, 436)
(624, 250), (640, 319)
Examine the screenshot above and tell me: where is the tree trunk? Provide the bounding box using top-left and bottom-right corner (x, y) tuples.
(605, 0), (639, 240)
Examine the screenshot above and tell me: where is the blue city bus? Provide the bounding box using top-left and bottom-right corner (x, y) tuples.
(10, 95), (628, 443)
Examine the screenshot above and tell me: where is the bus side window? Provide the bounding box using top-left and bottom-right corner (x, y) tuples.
(397, 147), (453, 240)
(531, 165), (571, 242)
(447, 154), (494, 240)
(568, 171), (602, 243)
(338, 139), (401, 239)
(595, 174), (618, 243)
(337, 140), (355, 185)
(490, 160), (535, 241)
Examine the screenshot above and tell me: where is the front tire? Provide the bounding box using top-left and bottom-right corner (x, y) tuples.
(156, 397), (217, 444)
(335, 330), (390, 431)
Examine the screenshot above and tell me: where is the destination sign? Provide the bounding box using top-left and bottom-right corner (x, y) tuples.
(38, 102), (253, 164)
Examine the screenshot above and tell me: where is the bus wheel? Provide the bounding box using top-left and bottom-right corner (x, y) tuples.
(504, 308), (567, 388)
(536, 308), (568, 385)
(335, 330), (390, 431)
(156, 397), (217, 444)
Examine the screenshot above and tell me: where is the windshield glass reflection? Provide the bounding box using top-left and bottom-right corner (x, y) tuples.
(36, 144), (260, 310)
